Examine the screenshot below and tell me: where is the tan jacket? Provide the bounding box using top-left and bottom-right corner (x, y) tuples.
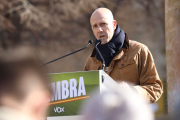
(83, 39), (163, 103)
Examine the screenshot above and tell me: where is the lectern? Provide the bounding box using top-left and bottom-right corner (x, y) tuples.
(47, 70), (119, 120)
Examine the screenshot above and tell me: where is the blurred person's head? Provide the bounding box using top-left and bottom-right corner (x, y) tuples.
(0, 47), (51, 120)
(80, 87), (154, 120)
(90, 8), (117, 44)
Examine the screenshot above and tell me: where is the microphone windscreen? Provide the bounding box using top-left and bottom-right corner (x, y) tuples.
(99, 39), (103, 43)
(89, 39), (93, 44)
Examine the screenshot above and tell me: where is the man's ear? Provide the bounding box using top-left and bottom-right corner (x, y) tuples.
(113, 20), (117, 30)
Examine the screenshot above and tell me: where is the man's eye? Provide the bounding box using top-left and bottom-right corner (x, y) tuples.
(101, 23), (106, 26)
(93, 25), (97, 28)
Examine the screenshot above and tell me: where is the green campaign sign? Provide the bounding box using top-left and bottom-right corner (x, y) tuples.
(48, 71), (100, 116)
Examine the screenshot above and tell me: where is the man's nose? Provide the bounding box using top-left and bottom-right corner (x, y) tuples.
(97, 26), (103, 32)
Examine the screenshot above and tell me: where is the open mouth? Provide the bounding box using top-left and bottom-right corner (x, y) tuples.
(100, 35), (105, 39)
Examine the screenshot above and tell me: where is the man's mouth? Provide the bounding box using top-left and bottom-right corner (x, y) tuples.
(100, 35), (105, 39)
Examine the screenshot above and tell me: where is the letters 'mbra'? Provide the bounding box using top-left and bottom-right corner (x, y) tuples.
(51, 77), (86, 101)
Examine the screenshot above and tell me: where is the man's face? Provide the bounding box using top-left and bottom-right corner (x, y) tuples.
(91, 14), (116, 44)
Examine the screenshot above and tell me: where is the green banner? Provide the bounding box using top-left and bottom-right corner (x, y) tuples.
(48, 71), (100, 116)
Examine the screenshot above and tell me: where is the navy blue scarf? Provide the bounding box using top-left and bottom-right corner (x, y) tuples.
(95, 25), (125, 67)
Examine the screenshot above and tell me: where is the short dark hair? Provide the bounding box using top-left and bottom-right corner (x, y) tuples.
(0, 47), (50, 103)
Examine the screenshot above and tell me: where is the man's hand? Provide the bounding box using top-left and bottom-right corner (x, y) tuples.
(119, 82), (132, 92)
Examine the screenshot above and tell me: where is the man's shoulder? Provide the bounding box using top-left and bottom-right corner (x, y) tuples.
(129, 40), (149, 51)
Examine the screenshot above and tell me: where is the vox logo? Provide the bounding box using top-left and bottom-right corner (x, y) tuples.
(54, 107), (65, 113)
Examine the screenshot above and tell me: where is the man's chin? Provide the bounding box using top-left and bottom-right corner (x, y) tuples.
(97, 38), (108, 44)
(101, 39), (108, 44)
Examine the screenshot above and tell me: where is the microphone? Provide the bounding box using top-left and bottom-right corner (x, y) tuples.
(95, 39), (105, 71)
(41, 39), (93, 67)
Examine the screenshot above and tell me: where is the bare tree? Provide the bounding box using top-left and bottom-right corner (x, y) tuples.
(0, 0), (107, 47)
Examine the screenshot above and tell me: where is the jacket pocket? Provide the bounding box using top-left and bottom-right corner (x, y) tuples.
(117, 56), (139, 84)
(118, 58), (136, 69)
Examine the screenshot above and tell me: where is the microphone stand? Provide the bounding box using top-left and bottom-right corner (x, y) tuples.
(41, 39), (93, 67)
(95, 39), (105, 70)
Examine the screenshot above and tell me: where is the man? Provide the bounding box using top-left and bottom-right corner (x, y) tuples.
(0, 47), (51, 120)
(83, 8), (163, 103)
